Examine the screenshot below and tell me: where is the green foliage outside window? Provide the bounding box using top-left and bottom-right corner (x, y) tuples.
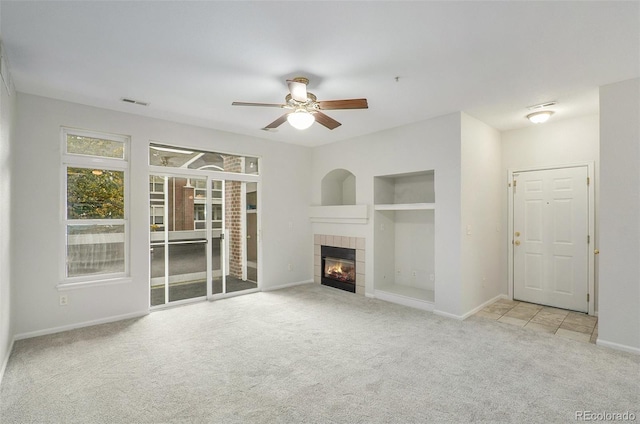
(67, 135), (124, 159)
(67, 168), (124, 219)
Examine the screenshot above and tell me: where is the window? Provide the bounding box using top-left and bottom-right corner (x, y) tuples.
(62, 128), (129, 284)
(149, 142), (259, 175)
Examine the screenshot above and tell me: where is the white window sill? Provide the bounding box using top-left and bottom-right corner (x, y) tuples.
(57, 277), (132, 291)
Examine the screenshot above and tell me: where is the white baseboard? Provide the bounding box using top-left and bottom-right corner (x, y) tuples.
(13, 310), (149, 341)
(0, 337), (15, 386)
(434, 294), (508, 321)
(596, 338), (640, 355)
(433, 309), (464, 320)
(461, 294), (509, 320)
(374, 290), (435, 312)
(261, 279), (314, 292)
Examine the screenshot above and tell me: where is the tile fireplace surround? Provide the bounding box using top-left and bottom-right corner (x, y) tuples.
(314, 234), (365, 295)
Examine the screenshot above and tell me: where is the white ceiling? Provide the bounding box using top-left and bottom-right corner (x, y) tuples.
(1, 1), (638, 146)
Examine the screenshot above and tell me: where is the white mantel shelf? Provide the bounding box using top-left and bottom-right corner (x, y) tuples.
(308, 205), (368, 224)
(374, 203), (435, 211)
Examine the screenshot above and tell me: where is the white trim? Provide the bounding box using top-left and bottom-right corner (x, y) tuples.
(57, 277), (132, 291)
(460, 294), (509, 320)
(374, 289), (434, 312)
(209, 287), (260, 301)
(148, 165), (260, 183)
(0, 338), (15, 386)
(507, 161), (596, 315)
(308, 205), (368, 224)
(596, 338), (640, 355)
(261, 280), (314, 292)
(13, 310), (149, 341)
(373, 203), (435, 211)
(433, 309), (465, 320)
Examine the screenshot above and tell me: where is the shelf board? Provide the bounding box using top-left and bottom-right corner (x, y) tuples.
(374, 203), (435, 211)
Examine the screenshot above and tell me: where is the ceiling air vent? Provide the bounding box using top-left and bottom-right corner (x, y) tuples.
(527, 101), (557, 110)
(121, 98), (149, 106)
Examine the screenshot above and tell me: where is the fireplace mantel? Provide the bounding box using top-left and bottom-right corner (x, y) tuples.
(308, 205), (368, 224)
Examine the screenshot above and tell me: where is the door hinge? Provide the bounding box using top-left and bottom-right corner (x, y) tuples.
(587, 235), (590, 244)
(587, 293), (590, 302)
(587, 177), (590, 186)
(513, 180), (517, 188)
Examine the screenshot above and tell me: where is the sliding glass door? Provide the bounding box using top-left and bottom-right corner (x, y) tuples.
(150, 175), (208, 306)
(150, 173), (259, 307)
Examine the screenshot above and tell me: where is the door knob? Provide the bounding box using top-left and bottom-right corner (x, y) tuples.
(514, 240), (521, 246)
(594, 249), (599, 255)
(514, 231), (521, 237)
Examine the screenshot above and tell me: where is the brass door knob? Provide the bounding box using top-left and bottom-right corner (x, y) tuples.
(514, 240), (521, 246)
(594, 249), (599, 255)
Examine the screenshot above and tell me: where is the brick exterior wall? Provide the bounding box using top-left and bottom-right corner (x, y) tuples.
(224, 156), (243, 278)
(168, 177), (194, 231)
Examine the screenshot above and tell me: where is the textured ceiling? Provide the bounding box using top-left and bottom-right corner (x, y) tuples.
(2, 1), (638, 146)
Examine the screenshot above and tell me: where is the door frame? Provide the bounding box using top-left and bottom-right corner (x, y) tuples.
(148, 165), (262, 306)
(507, 162), (595, 315)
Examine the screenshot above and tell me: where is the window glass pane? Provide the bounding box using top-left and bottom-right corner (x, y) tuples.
(66, 224), (125, 277)
(149, 143), (259, 175)
(67, 134), (125, 159)
(67, 168), (124, 219)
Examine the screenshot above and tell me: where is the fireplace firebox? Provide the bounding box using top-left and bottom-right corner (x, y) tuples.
(321, 245), (356, 293)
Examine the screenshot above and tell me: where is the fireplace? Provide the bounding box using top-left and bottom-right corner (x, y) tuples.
(321, 245), (356, 293)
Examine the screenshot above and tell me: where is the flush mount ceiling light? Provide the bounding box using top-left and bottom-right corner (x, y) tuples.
(526, 110), (555, 124)
(286, 109), (315, 130)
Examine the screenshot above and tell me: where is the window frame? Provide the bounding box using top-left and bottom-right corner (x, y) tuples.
(59, 127), (130, 288)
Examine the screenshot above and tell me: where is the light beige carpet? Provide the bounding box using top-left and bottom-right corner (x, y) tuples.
(1, 284), (638, 423)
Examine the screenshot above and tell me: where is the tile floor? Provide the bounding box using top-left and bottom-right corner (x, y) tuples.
(474, 298), (598, 343)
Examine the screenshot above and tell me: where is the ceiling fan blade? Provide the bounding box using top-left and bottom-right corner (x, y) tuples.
(287, 79), (308, 102)
(314, 112), (342, 130)
(263, 113), (290, 130)
(318, 98), (368, 110)
(232, 101), (285, 108)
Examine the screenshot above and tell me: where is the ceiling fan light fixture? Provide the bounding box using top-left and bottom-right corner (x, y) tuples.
(287, 110), (315, 130)
(526, 110), (554, 124)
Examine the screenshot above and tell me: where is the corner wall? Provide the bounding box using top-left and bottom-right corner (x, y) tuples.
(460, 113), (502, 313)
(598, 78), (640, 353)
(0, 42), (16, 379)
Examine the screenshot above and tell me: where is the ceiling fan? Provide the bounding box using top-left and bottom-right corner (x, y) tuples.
(232, 77), (368, 131)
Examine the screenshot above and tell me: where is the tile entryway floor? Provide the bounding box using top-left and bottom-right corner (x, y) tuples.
(474, 299), (598, 343)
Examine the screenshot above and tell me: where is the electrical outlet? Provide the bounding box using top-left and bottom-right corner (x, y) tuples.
(412, 271), (417, 277)
(59, 295), (68, 306)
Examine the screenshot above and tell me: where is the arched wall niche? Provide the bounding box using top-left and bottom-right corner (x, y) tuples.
(321, 169), (356, 206)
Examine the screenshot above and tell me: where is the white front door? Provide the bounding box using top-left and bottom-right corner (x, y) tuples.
(513, 166), (589, 312)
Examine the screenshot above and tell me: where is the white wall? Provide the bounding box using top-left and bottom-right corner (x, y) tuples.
(597, 78), (640, 353)
(460, 113), (502, 313)
(11, 93), (312, 337)
(0, 41), (16, 378)
(500, 114), (600, 307)
(311, 113), (463, 316)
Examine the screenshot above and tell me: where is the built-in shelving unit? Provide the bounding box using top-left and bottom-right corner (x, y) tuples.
(373, 171), (435, 311)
